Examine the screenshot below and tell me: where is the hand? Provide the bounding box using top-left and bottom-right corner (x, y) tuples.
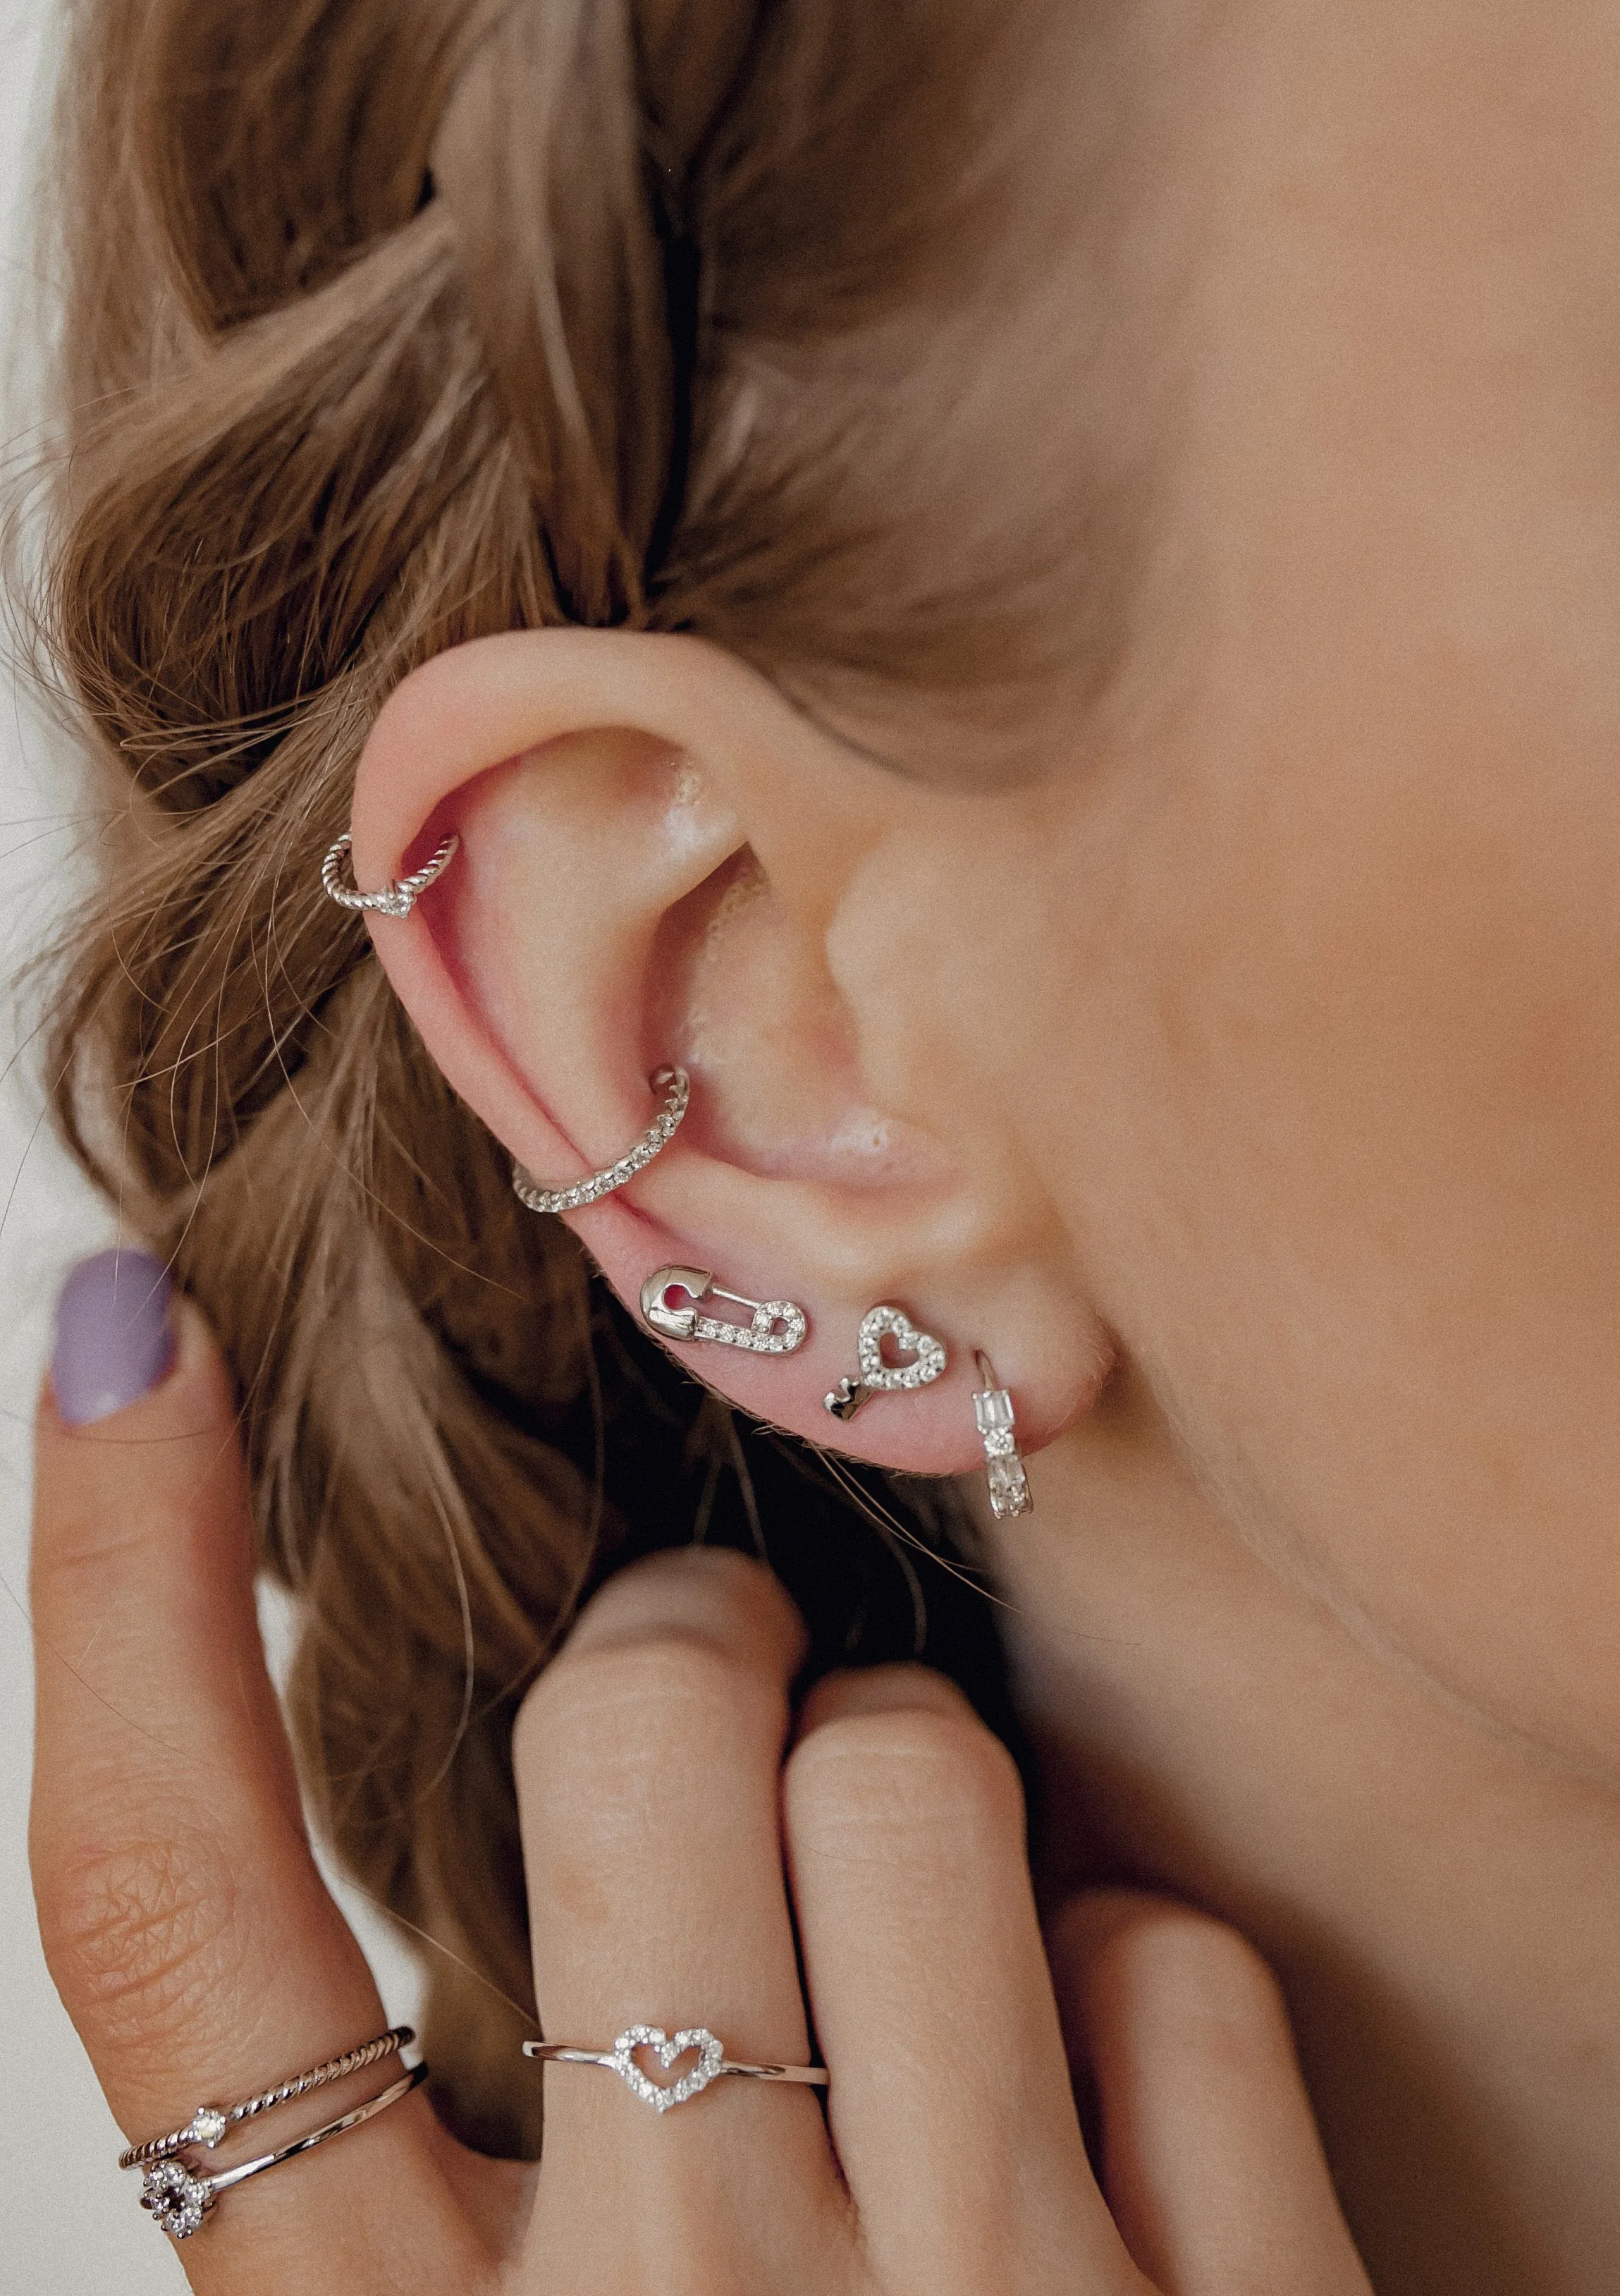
(31, 1292), (1374, 2292)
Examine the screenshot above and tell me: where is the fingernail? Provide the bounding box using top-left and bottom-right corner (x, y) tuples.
(51, 1249), (177, 1426)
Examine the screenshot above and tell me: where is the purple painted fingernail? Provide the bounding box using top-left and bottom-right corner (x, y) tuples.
(51, 1249), (177, 1426)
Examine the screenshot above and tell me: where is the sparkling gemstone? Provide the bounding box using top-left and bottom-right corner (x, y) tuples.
(987, 1454), (1032, 1518)
(973, 1387), (1016, 1436)
(141, 2158), (209, 2240)
(185, 2105), (228, 2149)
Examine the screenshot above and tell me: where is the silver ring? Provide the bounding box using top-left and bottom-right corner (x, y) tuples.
(523, 2024), (829, 2114)
(138, 2063), (428, 2240)
(119, 2025), (415, 2169)
(320, 830), (460, 917)
(511, 1065), (690, 1215)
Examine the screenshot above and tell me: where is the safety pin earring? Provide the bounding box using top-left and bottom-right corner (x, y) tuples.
(641, 1268), (809, 1355)
(974, 1352), (1033, 1519)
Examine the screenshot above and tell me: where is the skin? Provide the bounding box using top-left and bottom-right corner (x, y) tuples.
(28, 0), (1620, 2287)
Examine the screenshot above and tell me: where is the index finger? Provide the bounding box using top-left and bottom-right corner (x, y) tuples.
(30, 1254), (481, 2289)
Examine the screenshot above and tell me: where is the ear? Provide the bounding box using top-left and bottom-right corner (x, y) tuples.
(350, 629), (1110, 1477)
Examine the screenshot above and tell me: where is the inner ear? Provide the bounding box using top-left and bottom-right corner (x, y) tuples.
(440, 731), (952, 1199)
(651, 844), (950, 1193)
(649, 847), (867, 1176)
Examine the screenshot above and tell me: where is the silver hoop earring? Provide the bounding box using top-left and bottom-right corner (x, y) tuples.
(512, 1067), (690, 1215)
(640, 1267), (809, 1355)
(320, 831), (460, 918)
(823, 1302), (947, 1420)
(974, 1352), (1033, 1519)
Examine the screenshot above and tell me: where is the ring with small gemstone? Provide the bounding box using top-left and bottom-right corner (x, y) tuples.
(118, 2025), (415, 2170)
(135, 2063), (428, 2241)
(523, 2025), (830, 2114)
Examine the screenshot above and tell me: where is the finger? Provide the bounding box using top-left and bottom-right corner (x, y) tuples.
(513, 1547), (847, 2288)
(1047, 1891), (1375, 2294)
(30, 1252), (481, 2291)
(784, 1666), (1146, 2294)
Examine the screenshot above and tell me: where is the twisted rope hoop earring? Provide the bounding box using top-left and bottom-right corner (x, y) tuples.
(320, 831), (460, 918)
(513, 1067), (691, 1215)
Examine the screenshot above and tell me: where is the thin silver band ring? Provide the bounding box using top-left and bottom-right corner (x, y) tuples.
(321, 831), (460, 918)
(524, 2024), (828, 2114)
(139, 2063), (428, 2240)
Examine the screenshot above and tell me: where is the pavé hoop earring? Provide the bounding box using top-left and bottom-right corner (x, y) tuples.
(824, 1302), (947, 1421)
(512, 1067), (690, 1215)
(974, 1351), (1033, 1519)
(320, 830), (460, 918)
(640, 1268), (809, 1355)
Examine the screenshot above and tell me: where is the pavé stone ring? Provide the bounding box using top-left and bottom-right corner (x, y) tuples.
(523, 2024), (830, 2114)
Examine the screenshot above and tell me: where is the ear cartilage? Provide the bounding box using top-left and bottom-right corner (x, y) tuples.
(823, 1303), (948, 1420)
(512, 1066), (690, 1215)
(320, 829), (460, 918)
(640, 1267), (809, 1355)
(974, 1352), (1033, 1520)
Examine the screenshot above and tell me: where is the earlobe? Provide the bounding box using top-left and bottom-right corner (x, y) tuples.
(338, 627), (1111, 1481)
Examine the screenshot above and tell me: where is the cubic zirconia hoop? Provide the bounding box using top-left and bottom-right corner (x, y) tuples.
(512, 1066), (690, 1215)
(321, 830), (460, 918)
(120, 2026), (415, 2170)
(137, 2063), (427, 2240)
(640, 1266), (809, 1354)
(522, 2025), (829, 2114)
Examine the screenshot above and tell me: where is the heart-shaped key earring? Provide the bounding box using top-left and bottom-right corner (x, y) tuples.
(824, 1303), (948, 1420)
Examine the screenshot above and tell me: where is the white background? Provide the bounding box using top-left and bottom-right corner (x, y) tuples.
(1, 7), (419, 2285)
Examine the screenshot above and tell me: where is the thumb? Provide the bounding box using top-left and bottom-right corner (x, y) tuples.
(1046, 1890), (1375, 2295)
(30, 1250), (476, 2288)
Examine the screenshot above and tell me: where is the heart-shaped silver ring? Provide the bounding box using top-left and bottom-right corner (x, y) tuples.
(608, 2025), (725, 2113)
(524, 2027), (830, 2109)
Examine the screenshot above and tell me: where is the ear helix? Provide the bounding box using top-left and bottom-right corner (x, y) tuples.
(319, 829), (1033, 1518)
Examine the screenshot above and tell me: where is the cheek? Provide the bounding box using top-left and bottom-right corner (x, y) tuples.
(924, 723), (1620, 1766)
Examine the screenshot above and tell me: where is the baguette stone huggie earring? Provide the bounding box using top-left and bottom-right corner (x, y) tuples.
(974, 1352), (1033, 1519)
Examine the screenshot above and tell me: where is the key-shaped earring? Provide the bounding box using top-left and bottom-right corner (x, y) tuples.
(974, 1351), (1033, 1518)
(824, 1303), (947, 1419)
(640, 1267), (809, 1355)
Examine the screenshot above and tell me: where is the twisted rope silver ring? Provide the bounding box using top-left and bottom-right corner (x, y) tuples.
(524, 2025), (828, 2114)
(321, 830), (460, 918)
(120, 2026), (415, 2170)
(512, 1065), (690, 1215)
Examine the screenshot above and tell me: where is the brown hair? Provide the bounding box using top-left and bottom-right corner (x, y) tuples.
(32, 0), (1112, 2152)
